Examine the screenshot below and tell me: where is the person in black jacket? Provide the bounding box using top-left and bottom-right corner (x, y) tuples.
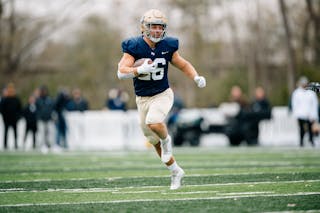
(245, 86), (272, 146)
(224, 85), (251, 146)
(225, 86), (271, 146)
(0, 83), (22, 150)
(54, 90), (69, 148)
(22, 95), (38, 149)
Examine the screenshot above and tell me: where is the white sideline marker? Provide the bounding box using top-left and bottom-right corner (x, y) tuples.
(0, 192), (319, 207)
(1, 179), (320, 193)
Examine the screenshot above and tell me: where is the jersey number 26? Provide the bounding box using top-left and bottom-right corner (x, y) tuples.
(138, 58), (166, 81)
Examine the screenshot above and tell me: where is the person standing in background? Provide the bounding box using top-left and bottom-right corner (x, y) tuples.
(0, 83), (22, 150)
(291, 76), (319, 147)
(66, 88), (89, 112)
(65, 88), (88, 147)
(36, 85), (54, 151)
(22, 95), (38, 150)
(54, 89), (70, 149)
(106, 88), (129, 111)
(224, 85), (250, 146)
(246, 86), (272, 146)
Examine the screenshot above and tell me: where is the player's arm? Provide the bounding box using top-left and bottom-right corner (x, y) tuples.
(171, 51), (206, 88)
(117, 53), (139, 79)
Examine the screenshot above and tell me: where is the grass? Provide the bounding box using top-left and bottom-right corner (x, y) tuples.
(0, 146), (319, 212)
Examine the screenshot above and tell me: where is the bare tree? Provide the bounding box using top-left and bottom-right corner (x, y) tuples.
(0, 0), (3, 71)
(279, 0), (296, 92)
(306, 0), (320, 65)
(0, 0), (83, 79)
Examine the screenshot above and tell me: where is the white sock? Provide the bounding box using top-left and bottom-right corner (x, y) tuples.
(167, 161), (179, 172)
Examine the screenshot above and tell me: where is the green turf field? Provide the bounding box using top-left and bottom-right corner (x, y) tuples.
(0, 147), (319, 212)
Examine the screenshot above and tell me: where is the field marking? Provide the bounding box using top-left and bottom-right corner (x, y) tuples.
(0, 188), (119, 193)
(112, 190), (160, 194)
(1, 172), (320, 183)
(0, 192), (319, 207)
(263, 211), (320, 213)
(187, 179), (320, 188)
(217, 191), (274, 196)
(0, 188), (24, 192)
(0, 177), (123, 183)
(0, 179), (319, 193)
(113, 190), (221, 195)
(161, 191), (219, 195)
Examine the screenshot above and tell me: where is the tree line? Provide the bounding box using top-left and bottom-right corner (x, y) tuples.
(0, 0), (319, 109)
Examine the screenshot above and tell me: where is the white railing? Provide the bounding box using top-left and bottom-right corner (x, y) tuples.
(0, 107), (302, 151)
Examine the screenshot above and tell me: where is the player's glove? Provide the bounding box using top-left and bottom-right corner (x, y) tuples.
(194, 75), (206, 88)
(137, 59), (156, 75)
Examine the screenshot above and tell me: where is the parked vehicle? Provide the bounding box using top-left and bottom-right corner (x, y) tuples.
(167, 104), (271, 146)
(168, 108), (226, 146)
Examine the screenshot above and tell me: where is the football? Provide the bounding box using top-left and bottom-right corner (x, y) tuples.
(133, 58), (153, 67)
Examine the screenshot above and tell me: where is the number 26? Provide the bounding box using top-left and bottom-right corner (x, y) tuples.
(138, 58), (166, 81)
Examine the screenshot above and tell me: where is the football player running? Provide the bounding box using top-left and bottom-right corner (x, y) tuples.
(117, 9), (206, 190)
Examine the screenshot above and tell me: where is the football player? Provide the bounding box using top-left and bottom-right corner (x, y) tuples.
(117, 9), (206, 190)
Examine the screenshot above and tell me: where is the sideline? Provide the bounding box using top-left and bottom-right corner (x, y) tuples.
(0, 192), (319, 207)
(1, 179), (319, 193)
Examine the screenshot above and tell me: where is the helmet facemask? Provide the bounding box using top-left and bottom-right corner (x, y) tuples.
(140, 9), (168, 43)
(143, 23), (167, 43)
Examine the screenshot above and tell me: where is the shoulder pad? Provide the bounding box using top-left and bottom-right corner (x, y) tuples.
(163, 37), (179, 51)
(121, 37), (140, 56)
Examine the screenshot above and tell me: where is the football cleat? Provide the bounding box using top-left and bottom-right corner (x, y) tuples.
(170, 168), (185, 190)
(161, 136), (172, 163)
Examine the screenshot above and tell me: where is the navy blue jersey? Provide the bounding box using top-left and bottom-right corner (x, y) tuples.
(122, 36), (179, 96)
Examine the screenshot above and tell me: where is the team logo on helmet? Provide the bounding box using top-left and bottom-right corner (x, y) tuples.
(140, 9), (167, 43)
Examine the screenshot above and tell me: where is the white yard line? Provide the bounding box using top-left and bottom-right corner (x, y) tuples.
(161, 191), (219, 195)
(1, 179), (320, 193)
(187, 179), (320, 187)
(0, 192), (319, 207)
(0, 188), (119, 193)
(113, 190), (220, 195)
(0, 176), (136, 183)
(263, 211), (320, 213)
(261, 209), (320, 213)
(112, 190), (159, 194)
(217, 191), (274, 196)
(0, 172), (319, 183)
(0, 188), (24, 191)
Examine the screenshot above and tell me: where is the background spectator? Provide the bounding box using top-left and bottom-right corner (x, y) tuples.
(0, 83), (22, 150)
(22, 95), (38, 150)
(66, 88), (89, 112)
(224, 85), (251, 146)
(106, 88), (129, 111)
(36, 85), (54, 151)
(54, 89), (70, 149)
(291, 76), (319, 147)
(246, 86), (272, 145)
(224, 85), (271, 146)
(65, 88), (88, 147)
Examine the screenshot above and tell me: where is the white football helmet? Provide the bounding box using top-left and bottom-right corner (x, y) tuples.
(140, 9), (167, 43)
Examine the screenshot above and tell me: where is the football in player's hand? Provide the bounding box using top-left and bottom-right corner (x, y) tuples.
(133, 58), (153, 77)
(133, 58), (153, 67)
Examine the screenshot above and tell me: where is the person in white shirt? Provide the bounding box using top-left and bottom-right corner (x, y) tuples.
(291, 76), (319, 147)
